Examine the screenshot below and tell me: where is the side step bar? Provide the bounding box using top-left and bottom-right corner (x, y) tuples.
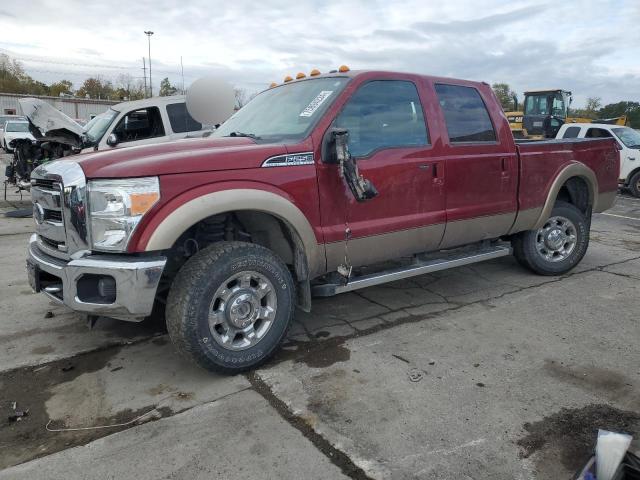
(312, 244), (512, 297)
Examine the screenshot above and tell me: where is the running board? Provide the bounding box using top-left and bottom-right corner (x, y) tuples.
(312, 244), (512, 297)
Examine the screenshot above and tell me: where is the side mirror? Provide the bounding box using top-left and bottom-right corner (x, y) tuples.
(329, 128), (378, 202)
(106, 133), (118, 147)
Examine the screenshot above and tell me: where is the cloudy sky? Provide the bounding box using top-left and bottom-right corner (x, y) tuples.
(0, 0), (638, 106)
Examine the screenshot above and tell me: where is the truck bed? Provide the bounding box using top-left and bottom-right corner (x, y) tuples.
(515, 137), (619, 214)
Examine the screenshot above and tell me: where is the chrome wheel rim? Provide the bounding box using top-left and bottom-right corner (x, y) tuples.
(535, 216), (577, 262)
(208, 271), (277, 351)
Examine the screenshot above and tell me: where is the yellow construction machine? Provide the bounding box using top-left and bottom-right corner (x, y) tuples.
(504, 89), (627, 139)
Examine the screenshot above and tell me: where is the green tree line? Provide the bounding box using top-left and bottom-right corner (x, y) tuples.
(1, 54), (181, 101)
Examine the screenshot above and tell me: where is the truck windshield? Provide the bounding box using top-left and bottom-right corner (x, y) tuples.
(6, 122), (29, 132)
(84, 109), (118, 146)
(213, 77), (350, 143)
(612, 127), (640, 149)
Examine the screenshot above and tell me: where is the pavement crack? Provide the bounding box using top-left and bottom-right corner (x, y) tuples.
(351, 290), (393, 312)
(246, 372), (375, 480)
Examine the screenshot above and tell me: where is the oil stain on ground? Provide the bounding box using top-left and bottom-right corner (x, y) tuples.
(518, 404), (640, 474)
(0, 346), (166, 469)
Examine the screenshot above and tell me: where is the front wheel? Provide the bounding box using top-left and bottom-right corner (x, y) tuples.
(628, 171), (640, 198)
(166, 241), (295, 374)
(512, 201), (589, 276)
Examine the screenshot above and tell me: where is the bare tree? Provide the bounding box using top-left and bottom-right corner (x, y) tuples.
(234, 87), (249, 109)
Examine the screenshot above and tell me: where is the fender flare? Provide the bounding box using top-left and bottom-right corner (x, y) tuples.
(144, 187), (324, 278)
(532, 162), (598, 229)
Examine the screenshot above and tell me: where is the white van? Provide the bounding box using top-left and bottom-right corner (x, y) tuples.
(556, 123), (640, 196)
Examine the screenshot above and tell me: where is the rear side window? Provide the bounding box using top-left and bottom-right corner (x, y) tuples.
(562, 126), (581, 138)
(435, 84), (496, 143)
(335, 80), (428, 157)
(166, 102), (202, 133)
(586, 128), (613, 138)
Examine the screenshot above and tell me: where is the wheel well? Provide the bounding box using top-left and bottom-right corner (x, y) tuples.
(161, 210), (311, 310)
(626, 167), (640, 185)
(556, 177), (591, 214)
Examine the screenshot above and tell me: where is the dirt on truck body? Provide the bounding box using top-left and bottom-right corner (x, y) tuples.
(26, 68), (619, 373)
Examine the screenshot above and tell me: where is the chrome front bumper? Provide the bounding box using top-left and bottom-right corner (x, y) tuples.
(27, 234), (166, 322)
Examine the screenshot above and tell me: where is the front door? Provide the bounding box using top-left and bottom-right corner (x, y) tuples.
(102, 106), (169, 150)
(316, 78), (446, 270)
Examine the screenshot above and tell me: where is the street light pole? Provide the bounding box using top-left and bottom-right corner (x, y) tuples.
(144, 30), (154, 97)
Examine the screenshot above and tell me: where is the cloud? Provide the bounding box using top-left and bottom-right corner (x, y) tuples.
(0, 0), (637, 106)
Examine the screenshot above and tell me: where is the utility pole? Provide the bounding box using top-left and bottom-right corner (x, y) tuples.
(142, 57), (148, 98)
(144, 30), (154, 97)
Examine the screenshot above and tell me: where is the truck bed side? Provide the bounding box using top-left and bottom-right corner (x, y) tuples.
(513, 138), (619, 232)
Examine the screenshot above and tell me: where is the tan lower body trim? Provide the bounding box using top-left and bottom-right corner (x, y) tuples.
(507, 207), (543, 235)
(325, 223), (445, 271)
(594, 190), (616, 213)
(439, 212), (516, 249)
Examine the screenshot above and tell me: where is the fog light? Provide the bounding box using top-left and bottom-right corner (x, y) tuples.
(98, 277), (116, 300)
(76, 274), (116, 304)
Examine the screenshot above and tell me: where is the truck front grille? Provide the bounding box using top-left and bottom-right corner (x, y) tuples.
(31, 178), (59, 190)
(31, 173), (68, 258)
(43, 209), (62, 222)
(30, 160), (90, 259)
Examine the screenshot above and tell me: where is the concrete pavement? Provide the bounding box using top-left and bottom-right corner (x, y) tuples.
(1, 175), (639, 479)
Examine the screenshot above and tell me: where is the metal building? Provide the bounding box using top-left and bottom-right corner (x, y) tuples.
(0, 92), (117, 123)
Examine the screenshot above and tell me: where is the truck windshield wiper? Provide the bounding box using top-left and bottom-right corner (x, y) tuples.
(227, 131), (261, 140)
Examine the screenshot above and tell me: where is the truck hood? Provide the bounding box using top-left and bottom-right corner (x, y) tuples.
(18, 98), (84, 138)
(76, 137), (291, 178)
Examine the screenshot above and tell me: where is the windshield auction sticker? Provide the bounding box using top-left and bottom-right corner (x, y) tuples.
(299, 91), (333, 117)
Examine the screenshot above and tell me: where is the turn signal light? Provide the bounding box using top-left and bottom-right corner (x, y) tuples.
(338, 65), (350, 73)
(310, 69), (321, 76)
(296, 72), (306, 79)
(284, 75), (293, 82)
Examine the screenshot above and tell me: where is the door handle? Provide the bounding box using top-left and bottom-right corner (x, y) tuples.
(501, 157), (508, 171)
(418, 164), (430, 170)
(629, 157), (636, 161)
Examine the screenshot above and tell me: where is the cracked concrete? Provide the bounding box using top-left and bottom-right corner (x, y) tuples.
(1, 182), (640, 479)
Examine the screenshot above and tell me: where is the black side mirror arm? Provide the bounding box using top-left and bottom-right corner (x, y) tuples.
(330, 128), (378, 202)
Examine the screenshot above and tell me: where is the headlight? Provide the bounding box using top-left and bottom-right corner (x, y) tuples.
(88, 177), (160, 252)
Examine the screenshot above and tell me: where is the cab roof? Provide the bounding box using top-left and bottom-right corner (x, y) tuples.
(111, 95), (186, 112)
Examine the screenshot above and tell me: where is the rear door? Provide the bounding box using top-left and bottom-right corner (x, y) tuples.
(434, 83), (517, 248)
(316, 77), (446, 269)
(165, 102), (204, 140)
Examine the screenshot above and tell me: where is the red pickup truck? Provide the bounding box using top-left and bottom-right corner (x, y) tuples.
(27, 69), (619, 373)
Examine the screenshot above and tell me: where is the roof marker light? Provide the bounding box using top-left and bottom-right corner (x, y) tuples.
(284, 75), (293, 82)
(269, 82), (278, 88)
(310, 69), (321, 76)
(338, 65), (350, 73)
(296, 72), (306, 79)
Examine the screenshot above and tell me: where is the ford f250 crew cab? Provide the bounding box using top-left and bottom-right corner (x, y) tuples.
(26, 69), (619, 373)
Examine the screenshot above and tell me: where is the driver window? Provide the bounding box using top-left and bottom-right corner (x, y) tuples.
(113, 107), (165, 143)
(334, 80), (428, 158)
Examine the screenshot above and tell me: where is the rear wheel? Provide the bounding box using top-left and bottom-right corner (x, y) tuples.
(512, 201), (589, 275)
(166, 241), (295, 374)
(628, 171), (640, 198)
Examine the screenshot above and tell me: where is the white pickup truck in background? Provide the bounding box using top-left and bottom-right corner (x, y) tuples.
(18, 95), (213, 155)
(556, 123), (640, 196)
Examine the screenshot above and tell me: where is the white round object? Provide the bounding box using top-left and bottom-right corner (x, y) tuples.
(186, 77), (235, 125)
